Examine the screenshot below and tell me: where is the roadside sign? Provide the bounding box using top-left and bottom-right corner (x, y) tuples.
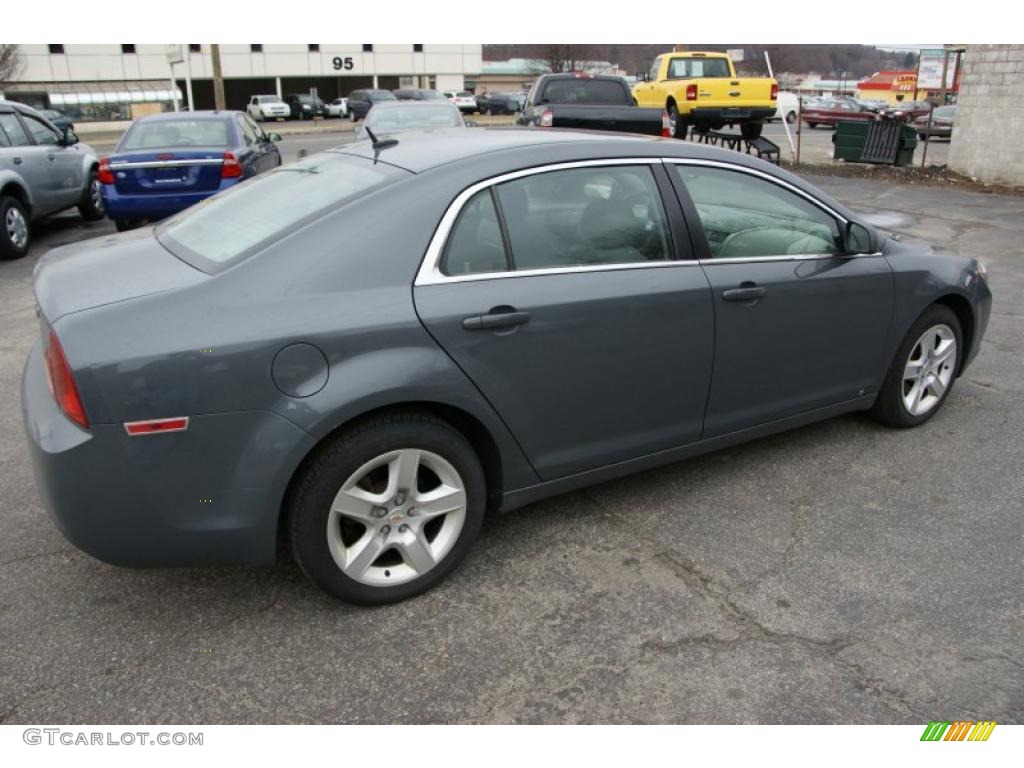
(917, 49), (954, 90)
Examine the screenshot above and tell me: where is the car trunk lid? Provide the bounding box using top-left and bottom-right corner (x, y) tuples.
(109, 148), (227, 194)
(34, 227), (207, 324)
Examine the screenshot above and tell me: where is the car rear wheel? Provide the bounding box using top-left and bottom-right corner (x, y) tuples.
(288, 411), (486, 604)
(0, 195), (30, 260)
(807, 122), (818, 129)
(667, 103), (689, 140)
(786, 111), (797, 124)
(870, 305), (962, 428)
(77, 170), (105, 221)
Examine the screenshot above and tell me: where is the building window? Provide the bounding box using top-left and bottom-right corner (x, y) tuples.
(48, 44), (64, 54)
(362, 44), (373, 53)
(413, 44), (423, 53)
(121, 44), (136, 54)
(251, 44), (263, 53)
(308, 44), (320, 52)
(189, 44), (202, 53)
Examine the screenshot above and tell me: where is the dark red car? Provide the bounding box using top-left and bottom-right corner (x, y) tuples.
(882, 101), (933, 122)
(802, 98), (877, 129)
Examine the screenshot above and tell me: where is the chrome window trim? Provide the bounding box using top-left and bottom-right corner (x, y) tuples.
(697, 252), (884, 265)
(414, 158), (693, 287)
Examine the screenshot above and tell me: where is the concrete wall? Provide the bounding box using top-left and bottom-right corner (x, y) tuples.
(948, 45), (1024, 185)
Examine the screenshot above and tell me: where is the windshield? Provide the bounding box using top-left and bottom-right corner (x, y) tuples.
(157, 154), (407, 271)
(370, 91), (397, 101)
(366, 104), (462, 132)
(540, 79), (628, 104)
(120, 119), (230, 150)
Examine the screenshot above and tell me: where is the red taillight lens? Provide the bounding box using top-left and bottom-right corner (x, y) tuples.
(539, 108), (554, 128)
(43, 331), (88, 429)
(771, 83), (779, 100)
(97, 158), (114, 184)
(661, 110), (671, 137)
(686, 84), (697, 101)
(221, 151), (243, 179)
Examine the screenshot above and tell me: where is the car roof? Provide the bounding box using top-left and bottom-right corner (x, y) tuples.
(135, 110), (241, 123)
(371, 101), (456, 110)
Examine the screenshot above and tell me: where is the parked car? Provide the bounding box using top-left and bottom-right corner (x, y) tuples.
(23, 129), (991, 605)
(772, 91), (800, 124)
(0, 99), (103, 260)
(856, 99), (888, 113)
(327, 97), (349, 118)
(883, 101), (933, 122)
(912, 105), (956, 140)
(475, 91), (525, 115)
(392, 89), (448, 102)
(516, 72), (668, 136)
(247, 94), (290, 122)
(633, 51), (777, 139)
(99, 110), (282, 231)
(355, 102), (464, 141)
(284, 93), (328, 120)
(802, 98), (878, 128)
(443, 91), (478, 114)
(347, 89), (398, 121)
(37, 108), (74, 133)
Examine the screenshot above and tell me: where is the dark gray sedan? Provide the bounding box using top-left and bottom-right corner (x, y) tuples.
(22, 129), (991, 604)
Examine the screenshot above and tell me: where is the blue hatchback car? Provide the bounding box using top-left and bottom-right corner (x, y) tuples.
(100, 110), (282, 231)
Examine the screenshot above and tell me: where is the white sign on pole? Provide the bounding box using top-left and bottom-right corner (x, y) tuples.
(727, 48), (745, 63)
(917, 48), (953, 90)
(165, 44), (184, 65)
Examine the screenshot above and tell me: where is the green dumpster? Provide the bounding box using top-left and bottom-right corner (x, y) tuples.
(832, 121), (917, 166)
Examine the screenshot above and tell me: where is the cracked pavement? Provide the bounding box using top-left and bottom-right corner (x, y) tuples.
(0, 175), (1021, 724)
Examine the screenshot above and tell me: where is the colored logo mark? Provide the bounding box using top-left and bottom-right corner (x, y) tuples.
(920, 721), (996, 741)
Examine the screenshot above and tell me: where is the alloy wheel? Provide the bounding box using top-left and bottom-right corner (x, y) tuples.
(902, 323), (957, 416)
(327, 448), (467, 587)
(90, 178), (104, 214)
(5, 206), (28, 251)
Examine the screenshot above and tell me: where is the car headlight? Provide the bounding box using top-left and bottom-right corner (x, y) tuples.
(303, 105), (311, 111)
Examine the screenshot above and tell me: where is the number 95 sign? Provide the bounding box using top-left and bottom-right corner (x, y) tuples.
(332, 57), (355, 71)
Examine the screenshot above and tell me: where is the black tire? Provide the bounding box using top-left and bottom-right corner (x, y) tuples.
(807, 122), (818, 129)
(870, 304), (963, 428)
(288, 411), (486, 605)
(667, 102), (688, 140)
(918, 132), (927, 141)
(77, 169), (105, 221)
(740, 121), (764, 141)
(114, 219), (140, 233)
(0, 195), (30, 260)
(786, 110), (797, 124)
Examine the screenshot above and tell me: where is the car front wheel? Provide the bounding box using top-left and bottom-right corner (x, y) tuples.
(0, 195), (30, 260)
(871, 305), (962, 428)
(289, 411), (486, 604)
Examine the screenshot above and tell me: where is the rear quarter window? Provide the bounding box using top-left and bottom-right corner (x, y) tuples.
(156, 154), (408, 272)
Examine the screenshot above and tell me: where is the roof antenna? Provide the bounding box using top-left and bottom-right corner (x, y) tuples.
(365, 127), (398, 150)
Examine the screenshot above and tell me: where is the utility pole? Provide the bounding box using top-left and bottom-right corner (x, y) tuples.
(211, 44), (226, 111)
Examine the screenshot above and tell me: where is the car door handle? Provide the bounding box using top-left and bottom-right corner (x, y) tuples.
(462, 310), (530, 330)
(722, 285), (767, 302)
(47, 153), (56, 161)
(12, 157), (22, 164)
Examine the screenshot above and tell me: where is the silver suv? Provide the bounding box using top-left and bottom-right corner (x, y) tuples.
(0, 99), (104, 260)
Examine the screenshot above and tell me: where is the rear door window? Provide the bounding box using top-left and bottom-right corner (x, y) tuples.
(0, 112), (31, 146)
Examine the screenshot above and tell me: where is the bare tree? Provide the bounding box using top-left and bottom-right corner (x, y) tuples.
(0, 44), (24, 88)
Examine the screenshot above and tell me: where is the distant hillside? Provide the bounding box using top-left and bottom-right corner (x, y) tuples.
(482, 44), (917, 78)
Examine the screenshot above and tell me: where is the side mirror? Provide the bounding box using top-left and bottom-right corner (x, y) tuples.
(635, 72), (649, 82)
(845, 221), (872, 254)
(61, 128), (79, 146)
(267, 132), (282, 142)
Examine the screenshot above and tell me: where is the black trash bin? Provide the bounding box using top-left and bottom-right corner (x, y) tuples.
(833, 120), (917, 165)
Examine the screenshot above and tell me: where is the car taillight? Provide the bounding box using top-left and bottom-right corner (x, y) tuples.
(661, 110), (671, 137)
(686, 84), (697, 101)
(539, 108), (554, 128)
(771, 83), (779, 100)
(221, 151), (243, 179)
(43, 331), (88, 429)
(97, 158), (114, 184)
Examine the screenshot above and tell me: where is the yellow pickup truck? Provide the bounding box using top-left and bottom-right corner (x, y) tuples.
(633, 51), (777, 140)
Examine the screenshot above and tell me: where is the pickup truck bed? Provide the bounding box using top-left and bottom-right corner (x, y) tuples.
(517, 73), (667, 137)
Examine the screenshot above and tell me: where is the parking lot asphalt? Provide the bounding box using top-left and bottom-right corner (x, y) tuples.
(0, 169), (1020, 724)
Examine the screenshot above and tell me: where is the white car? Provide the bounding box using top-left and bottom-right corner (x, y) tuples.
(327, 97), (349, 118)
(773, 91), (800, 124)
(247, 95), (290, 122)
(443, 91), (478, 114)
